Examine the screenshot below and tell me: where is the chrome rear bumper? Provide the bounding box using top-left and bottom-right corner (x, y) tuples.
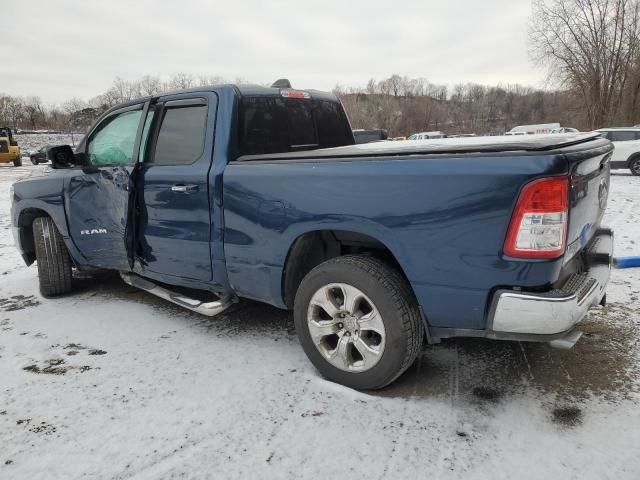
(488, 228), (613, 337)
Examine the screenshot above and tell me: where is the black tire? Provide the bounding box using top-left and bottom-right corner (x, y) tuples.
(629, 156), (640, 176)
(32, 217), (73, 297)
(294, 255), (424, 390)
(31, 157), (37, 165)
(13, 157), (22, 167)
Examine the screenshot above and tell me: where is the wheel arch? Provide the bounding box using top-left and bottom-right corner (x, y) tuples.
(281, 228), (414, 310)
(15, 207), (55, 265)
(14, 204), (74, 266)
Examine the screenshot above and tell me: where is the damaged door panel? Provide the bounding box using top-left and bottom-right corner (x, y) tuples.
(65, 103), (149, 269)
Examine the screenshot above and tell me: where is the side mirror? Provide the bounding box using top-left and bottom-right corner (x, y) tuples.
(46, 145), (86, 168)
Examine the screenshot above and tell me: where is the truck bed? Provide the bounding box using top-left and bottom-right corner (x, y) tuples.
(237, 132), (602, 161)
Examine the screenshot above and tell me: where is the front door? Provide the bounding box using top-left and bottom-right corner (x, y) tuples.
(65, 103), (148, 269)
(135, 95), (215, 281)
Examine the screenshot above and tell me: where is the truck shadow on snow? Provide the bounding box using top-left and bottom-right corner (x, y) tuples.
(70, 271), (639, 412)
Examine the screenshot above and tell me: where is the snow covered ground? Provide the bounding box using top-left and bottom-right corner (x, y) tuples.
(0, 160), (639, 479)
(14, 134), (78, 159)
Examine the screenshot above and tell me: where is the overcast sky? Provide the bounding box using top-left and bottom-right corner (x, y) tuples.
(3, 0), (542, 104)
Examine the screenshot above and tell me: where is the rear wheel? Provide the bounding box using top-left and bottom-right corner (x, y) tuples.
(13, 157), (22, 167)
(31, 157), (38, 165)
(629, 156), (640, 176)
(294, 255), (424, 390)
(33, 217), (73, 297)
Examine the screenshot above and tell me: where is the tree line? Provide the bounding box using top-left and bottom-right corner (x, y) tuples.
(0, 74), (621, 138)
(0, 73), (232, 134)
(1, 0), (638, 137)
(336, 78), (586, 136)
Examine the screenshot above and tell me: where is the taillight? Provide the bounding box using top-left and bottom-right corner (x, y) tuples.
(280, 89), (310, 99)
(504, 177), (568, 259)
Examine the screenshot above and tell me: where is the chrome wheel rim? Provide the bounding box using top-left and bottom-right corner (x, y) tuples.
(307, 283), (386, 372)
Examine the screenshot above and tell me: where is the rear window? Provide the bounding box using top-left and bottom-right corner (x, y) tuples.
(238, 97), (354, 156)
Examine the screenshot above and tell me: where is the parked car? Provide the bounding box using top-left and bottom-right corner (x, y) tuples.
(30, 146), (50, 165)
(353, 129), (388, 144)
(596, 127), (640, 175)
(551, 127), (579, 133)
(509, 123), (560, 134)
(408, 131), (445, 140)
(10, 83), (614, 390)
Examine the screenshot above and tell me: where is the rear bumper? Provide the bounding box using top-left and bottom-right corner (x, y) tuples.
(488, 228), (613, 337)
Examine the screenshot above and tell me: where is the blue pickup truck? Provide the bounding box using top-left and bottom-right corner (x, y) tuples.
(10, 83), (614, 389)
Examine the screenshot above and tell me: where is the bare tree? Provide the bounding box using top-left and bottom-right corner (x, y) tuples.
(167, 72), (195, 90)
(529, 0), (640, 128)
(139, 75), (163, 96)
(197, 75), (225, 87)
(6, 97), (24, 129)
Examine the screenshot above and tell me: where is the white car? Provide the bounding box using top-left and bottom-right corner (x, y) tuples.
(551, 127), (579, 133)
(408, 131), (445, 140)
(596, 127), (640, 175)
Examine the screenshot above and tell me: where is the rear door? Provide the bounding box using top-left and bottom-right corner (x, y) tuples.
(135, 94), (215, 281)
(65, 103), (148, 269)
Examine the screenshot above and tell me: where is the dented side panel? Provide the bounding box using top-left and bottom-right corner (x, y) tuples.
(64, 165), (134, 269)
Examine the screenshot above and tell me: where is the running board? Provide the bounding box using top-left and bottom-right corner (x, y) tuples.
(120, 272), (234, 317)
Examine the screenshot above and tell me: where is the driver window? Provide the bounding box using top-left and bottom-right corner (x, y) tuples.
(87, 108), (143, 165)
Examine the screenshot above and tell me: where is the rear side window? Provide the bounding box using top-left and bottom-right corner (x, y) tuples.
(609, 131), (637, 142)
(150, 105), (207, 165)
(238, 97), (353, 156)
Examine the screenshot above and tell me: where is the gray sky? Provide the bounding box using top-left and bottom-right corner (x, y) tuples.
(3, 0), (541, 104)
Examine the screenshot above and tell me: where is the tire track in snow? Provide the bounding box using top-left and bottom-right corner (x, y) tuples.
(431, 343), (461, 476)
(377, 354), (424, 479)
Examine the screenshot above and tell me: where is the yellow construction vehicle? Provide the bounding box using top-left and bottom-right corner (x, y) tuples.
(0, 127), (21, 166)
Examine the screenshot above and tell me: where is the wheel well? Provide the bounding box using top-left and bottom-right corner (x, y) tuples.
(282, 230), (408, 309)
(627, 153), (640, 165)
(16, 208), (50, 264)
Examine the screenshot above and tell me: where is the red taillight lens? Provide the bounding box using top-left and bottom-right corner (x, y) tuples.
(280, 89), (310, 99)
(504, 177), (569, 259)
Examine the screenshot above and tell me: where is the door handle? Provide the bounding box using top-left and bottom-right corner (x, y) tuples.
(171, 184), (198, 193)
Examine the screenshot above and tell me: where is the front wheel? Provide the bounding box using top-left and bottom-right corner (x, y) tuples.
(33, 217), (73, 297)
(13, 157), (22, 167)
(630, 157), (640, 176)
(294, 255), (424, 390)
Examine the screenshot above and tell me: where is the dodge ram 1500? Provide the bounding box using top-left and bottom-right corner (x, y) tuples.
(10, 82), (614, 389)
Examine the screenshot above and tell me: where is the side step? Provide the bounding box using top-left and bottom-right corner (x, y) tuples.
(120, 272), (234, 317)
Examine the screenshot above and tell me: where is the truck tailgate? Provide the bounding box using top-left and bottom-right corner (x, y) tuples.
(564, 139), (613, 259)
